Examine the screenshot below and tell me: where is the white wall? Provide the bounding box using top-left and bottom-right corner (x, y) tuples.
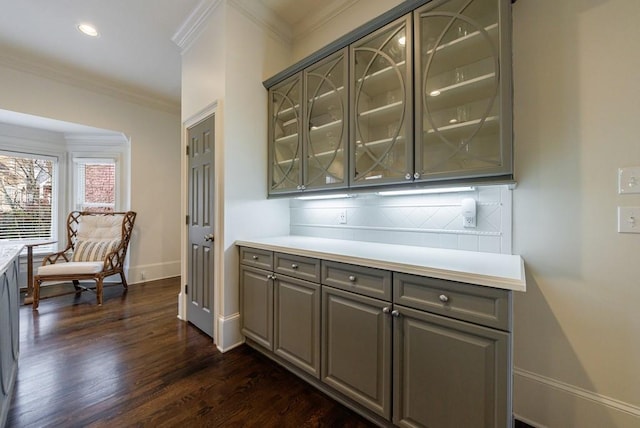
(0, 63), (182, 284)
(512, 0), (640, 426)
(180, 1), (290, 350)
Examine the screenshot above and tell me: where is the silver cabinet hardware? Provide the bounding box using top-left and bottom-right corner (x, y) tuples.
(383, 307), (391, 314)
(414, 172), (420, 179)
(439, 294), (449, 303)
(391, 310), (400, 317)
(291, 264), (299, 269)
(405, 173), (412, 180)
(348, 275), (356, 282)
(252, 255), (259, 260)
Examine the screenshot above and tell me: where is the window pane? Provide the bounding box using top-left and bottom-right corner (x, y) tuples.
(0, 154), (54, 241)
(76, 161), (116, 212)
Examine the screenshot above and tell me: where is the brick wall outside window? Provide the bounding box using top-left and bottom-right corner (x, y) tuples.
(83, 164), (115, 212)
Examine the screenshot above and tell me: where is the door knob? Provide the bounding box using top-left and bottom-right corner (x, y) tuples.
(204, 233), (214, 242)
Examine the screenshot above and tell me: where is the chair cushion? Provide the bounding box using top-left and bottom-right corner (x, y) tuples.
(72, 239), (121, 262)
(77, 214), (124, 240)
(38, 261), (104, 276)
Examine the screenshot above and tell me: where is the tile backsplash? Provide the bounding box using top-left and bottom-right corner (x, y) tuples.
(290, 185), (512, 254)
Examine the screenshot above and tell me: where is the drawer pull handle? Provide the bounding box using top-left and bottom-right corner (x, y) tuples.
(382, 307), (391, 314)
(391, 310), (400, 317)
(348, 275), (356, 282)
(252, 255), (259, 260)
(439, 294), (449, 303)
(291, 264), (298, 269)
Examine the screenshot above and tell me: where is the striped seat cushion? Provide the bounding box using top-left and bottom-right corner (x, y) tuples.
(72, 239), (121, 262)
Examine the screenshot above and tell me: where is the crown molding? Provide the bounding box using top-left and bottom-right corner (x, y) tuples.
(292, 0), (360, 40)
(0, 46), (180, 115)
(172, 0), (224, 53)
(64, 133), (129, 146)
(228, 0), (292, 46)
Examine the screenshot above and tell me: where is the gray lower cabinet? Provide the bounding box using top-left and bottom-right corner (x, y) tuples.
(274, 275), (320, 377)
(240, 265), (274, 350)
(393, 304), (509, 428)
(1, 249), (21, 428)
(321, 285), (392, 419)
(240, 249), (322, 377)
(239, 246), (513, 427)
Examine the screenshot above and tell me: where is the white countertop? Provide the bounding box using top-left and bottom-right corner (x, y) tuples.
(0, 244), (23, 275)
(235, 236), (526, 292)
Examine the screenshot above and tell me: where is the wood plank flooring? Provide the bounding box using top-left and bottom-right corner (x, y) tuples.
(8, 278), (373, 427)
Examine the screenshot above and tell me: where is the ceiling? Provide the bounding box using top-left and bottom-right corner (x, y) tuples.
(0, 0), (335, 107)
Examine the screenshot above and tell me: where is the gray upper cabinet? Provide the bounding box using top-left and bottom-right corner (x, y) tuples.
(265, 0), (513, 196)
(350, 14), (413, 187)
(268, 49), (348, 194)
(414, 0), (512, 181)
(269, 73), (303, 194)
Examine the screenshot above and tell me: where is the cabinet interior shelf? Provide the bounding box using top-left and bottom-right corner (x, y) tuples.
(424, 23), (498, 75)
(358, 101), (403, 119)
(426, 72), (496, 110)
(424, 115), (498, 139)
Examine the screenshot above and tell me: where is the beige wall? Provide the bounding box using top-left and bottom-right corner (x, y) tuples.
(180, 1), (290, 350)
(0, 63), (182, 284)
(289, 0), (640, 426)
(181, 0), (640, 423)
(512, 0), (640, 426)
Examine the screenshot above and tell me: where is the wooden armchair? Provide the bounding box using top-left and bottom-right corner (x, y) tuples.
(33, 211), (137, 310)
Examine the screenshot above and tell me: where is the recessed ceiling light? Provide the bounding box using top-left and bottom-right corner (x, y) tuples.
(78, 24), (99, 37)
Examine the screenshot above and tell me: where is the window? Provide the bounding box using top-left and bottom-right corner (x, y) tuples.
(0, 151), (57, 242)
(74, 158), (118, 212)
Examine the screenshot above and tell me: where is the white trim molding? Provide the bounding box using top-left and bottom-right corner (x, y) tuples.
(0, 46), (179, 114)
(216, 312), (243, 353)
(172, 0), (224, 53)
(228, 0), (292, 46)
(514, 368), (640, 427)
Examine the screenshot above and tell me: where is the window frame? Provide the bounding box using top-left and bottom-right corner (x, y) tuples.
(72, 156), (121, 212)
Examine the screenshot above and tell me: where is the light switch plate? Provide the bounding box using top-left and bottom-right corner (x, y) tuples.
(618, 167), (640, 194)
(618, 206), (640, 233)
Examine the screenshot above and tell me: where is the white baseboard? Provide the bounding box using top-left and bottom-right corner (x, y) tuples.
(514, 368), (640, 427)
(127, 260), (180, 284)
(216, 312), (243, 353)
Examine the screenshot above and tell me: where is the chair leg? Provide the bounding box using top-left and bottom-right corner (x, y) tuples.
(96, 278), (104, 306)
(32, 278), (40, 310)
(72, 279), (82, 292)
(120, 271), (129, 289)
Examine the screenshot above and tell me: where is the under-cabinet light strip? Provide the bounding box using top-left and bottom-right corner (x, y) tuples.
(377, 186), (475, 196)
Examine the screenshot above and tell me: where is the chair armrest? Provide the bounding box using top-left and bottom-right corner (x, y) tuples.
(42, 249), (72, 266)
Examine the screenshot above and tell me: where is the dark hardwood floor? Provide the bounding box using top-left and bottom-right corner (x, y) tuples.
(8, 278), (373, 427)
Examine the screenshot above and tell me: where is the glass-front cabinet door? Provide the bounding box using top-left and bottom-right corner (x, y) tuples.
(304, 49), (348, 190)
(414, 0), (511, 180)
(350, 14), (413, 187)
(269, 73), (303, 193)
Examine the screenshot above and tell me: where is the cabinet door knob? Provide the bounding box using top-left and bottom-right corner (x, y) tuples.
(391, 310), (400, 317)
(405, 173), (412, 180)
(414, 172), (421, 179)
(382, 307), (391, 314)
(291, 264), (298, 269)
(348, 275), (356, 282)
(439, 294), (449, 303)
(252, 255), (259, 260)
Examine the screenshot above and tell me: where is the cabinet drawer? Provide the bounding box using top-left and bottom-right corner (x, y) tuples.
(393, 273), (511, 331)
(322, 261), (392, 301)
(275, 253), (320, 283)
(240, 247), (273, 270)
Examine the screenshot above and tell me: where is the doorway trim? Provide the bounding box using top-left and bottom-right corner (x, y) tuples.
(179, 100), (224, 347)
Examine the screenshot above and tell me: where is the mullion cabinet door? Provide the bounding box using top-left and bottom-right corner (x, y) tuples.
(414, 0), (512, 181)
(350, 14), (413, 187)
(269, 73), (304, 193)
(304, 48), (349, 191)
